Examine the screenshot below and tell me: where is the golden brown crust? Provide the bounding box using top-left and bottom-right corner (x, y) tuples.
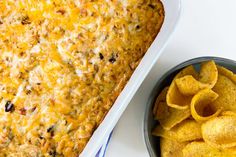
(0, 0), (164, 156)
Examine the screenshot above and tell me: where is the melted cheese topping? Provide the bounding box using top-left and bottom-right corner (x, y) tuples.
(0, 0), (164, 156)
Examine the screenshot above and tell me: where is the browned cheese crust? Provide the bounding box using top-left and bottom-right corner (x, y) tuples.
(0, 0), (164, 156)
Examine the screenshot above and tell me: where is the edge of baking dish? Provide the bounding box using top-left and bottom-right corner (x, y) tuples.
(80, 0), (182, 156)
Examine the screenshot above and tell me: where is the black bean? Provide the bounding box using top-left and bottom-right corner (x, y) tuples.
(5, 101), (15, 112)
(99, 53), (104, 60)
(47, 125), (55, 137)
(47, 126), (54, 133)
(109, 54), (116, 63)
(136, 25), (140, 30)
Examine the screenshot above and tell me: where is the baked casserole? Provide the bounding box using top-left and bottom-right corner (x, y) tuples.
(0, 0), (164, 156)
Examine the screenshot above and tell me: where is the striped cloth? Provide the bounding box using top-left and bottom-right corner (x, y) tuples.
(95, 133), (112, 157)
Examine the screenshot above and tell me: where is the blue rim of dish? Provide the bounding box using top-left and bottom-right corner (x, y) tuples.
(143, 56), (236, 157)
(95, 132), (113, 157)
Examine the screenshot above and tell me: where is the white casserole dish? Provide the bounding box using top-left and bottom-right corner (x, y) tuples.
(80, 0), (182, 156)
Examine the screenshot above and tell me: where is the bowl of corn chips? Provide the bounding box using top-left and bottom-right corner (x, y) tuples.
(144, 56), (236, 157)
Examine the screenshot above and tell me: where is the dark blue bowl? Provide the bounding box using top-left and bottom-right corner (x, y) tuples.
(143, 56), (236, 157)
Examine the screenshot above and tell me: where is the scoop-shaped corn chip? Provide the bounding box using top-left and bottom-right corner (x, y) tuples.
(221, 111), (236, 117)
(212, 66), (236, 112)
(153, 87), (169, 116)
(160, 138), (188, 157)
(160, 105), (190, 130)
(202, 116), (236, 149)
(226, 147), (236, 155)
(154, 101), (190, 130)
(175, 61), (218, 96)
(176, 65), (199, 79)
(217, 65), (236, 82)
(152, 119), (202, 142)
(154, 101), (169, 120)
(153, 87), (190, 129)
(190, 88), (221, 121)
(182, 142), (235, 157)
(152, 125), (175, 140)
(199, 61), (218, 88)
(175, 75), (208, 96)
(167, 65), (198, 109)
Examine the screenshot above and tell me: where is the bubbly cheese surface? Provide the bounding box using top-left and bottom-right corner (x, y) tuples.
(0, 0), (164, 156)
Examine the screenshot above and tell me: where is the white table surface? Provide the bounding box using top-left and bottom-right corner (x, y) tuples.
(105, 0), (236, 156)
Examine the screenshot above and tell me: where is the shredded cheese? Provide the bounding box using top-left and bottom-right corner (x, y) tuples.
(0, 0), (164, 156)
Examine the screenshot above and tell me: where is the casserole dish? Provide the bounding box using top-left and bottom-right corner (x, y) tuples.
(0, 0), (180, 156)
(81, 0), (181, 156)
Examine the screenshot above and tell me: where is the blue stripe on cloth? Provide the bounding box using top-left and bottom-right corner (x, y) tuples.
(95, 132), (113, 157)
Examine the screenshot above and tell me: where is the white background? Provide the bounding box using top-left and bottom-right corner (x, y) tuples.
(106, 0), (236, 157)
